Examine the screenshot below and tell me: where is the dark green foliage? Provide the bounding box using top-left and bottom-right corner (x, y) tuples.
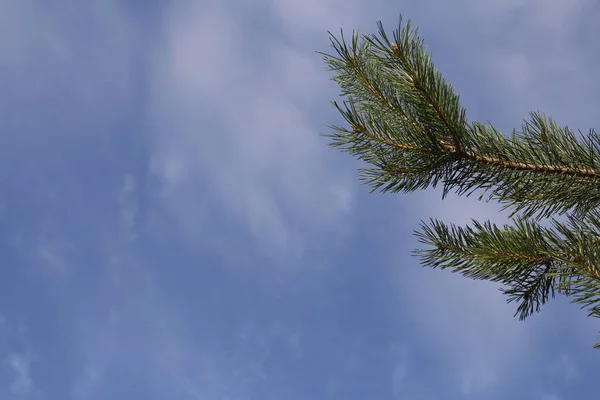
(320, 16), (600, 347)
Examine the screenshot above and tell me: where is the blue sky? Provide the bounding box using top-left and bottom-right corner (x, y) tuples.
(1, 0), (600, 399)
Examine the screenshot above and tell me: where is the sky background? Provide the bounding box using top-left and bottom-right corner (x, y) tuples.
(1, 0), (600, 399)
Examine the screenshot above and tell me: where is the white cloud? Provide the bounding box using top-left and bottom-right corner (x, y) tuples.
(540, 394), (561, 400)
(118, 174), (138, 242)
(550, 353), (580, 384)
(390, 344), (409, 399)
(2, 0), (141, 276)
(0, 0), (138, 128)
(11, 219), (73, 277)
(5, 353), (34, 395)
(68, 248), (264, 400)
(468, 0), (588, 28)
(460, 366), (496, 396)
(34, 230), (72, 275)
(147, 0), (366, 261)
(265, 0), (364, 37)
(71, 365), (103, 400)
(470, 0), (599, 123)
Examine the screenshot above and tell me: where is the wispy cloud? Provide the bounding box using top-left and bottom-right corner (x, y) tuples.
(540, 394), (561, 400)
(5, 353), (34, 395)
(117, 174), (138, 243)
(11, 219), (73, 277)
(0, 1), (138, 133)
(147, 0), (368, 262)
(466, 0), (600, 127)
(390, 344), (409, 399)
(2, 1), (599, 399)
(550, 353), (580, 384)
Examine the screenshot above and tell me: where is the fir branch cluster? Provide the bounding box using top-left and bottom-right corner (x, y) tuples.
(320, 16), (600, 347)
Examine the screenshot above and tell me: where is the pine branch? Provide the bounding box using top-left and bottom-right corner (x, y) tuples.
(320, 16), (600, 220)
(320, 14), (600, 348)
(413, 213), (600, 346)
